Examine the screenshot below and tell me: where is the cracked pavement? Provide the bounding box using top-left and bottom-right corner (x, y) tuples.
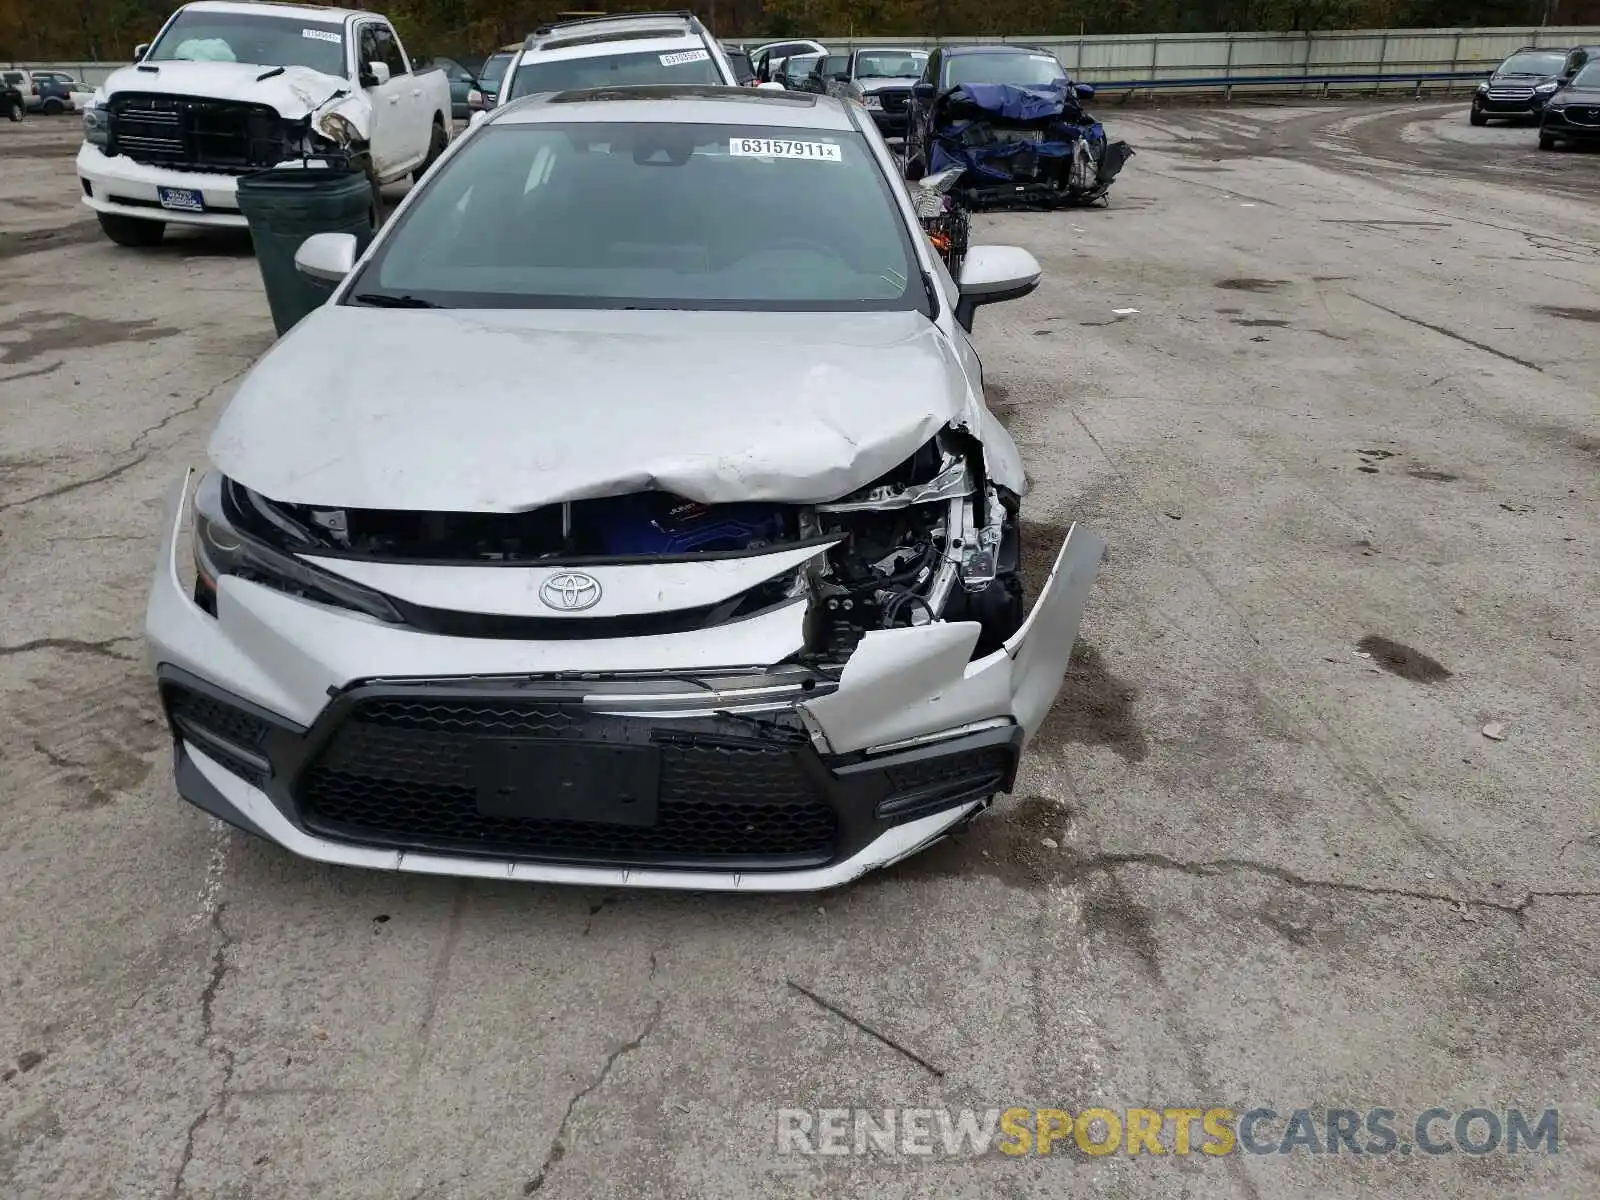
(2, 106), (1598, 1197)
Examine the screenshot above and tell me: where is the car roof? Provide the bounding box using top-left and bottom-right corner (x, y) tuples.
(944, 44), (1047, 56)
(178, 1), (367, 21)
(526, 11), (700, 48)
(490, 85), (850, 130)
(518, 33), (704, 65)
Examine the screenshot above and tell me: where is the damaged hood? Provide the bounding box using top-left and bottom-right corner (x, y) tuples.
(939, 82), (1068, 122)
(211, 306), (975, 512)
(98, 60), (349, 118)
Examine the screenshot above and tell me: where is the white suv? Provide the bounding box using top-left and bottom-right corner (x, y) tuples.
(499, 11), (737, 102)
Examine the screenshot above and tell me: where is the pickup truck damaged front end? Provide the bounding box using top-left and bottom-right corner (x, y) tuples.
(147, 455), (1103, 890)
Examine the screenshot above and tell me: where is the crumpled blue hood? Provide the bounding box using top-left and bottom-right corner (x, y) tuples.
(942, 82), (1067, 121)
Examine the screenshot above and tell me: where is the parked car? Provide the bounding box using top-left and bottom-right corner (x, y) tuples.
(2, 78), (22, 122)
(77, 1), (453, 247)
(760, 52), (824, 87)
(146, 86), (1103, 891)
(0, 68), (77, 114)
(475, 46), (517, 107)
(904, 45), (1132, 208)
(1470, 46), (1572, 124)
(501, 11), (738, 100)
(1538, 58), (1600, 149)
(433, 54), (482, 120)
(795, 47), (927, 137)
(747, 38), (829, 67)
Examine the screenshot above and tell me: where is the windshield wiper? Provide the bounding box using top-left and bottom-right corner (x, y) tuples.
(351, 293), (439, 309)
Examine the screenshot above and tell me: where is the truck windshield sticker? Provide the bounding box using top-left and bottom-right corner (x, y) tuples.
(729, 137), (843, 162)
(302, 29), (342, 44)
(659, 49), (709, 66)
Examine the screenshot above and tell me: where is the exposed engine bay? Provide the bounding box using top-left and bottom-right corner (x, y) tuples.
(201, 433), (1025, 665)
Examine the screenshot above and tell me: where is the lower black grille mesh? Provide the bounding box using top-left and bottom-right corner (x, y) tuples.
(297, 698), (838, 864)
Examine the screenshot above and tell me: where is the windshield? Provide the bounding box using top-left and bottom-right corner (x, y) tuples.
(1497, 52), (1566, 76)
(509, 48), (720, 98)
(1575, 62), (1600, 87)
(946, 51), (1065, 90)
(352, 122), (926, 313)
(856, 50), (925, 78)
(144, 12), (346, 75)
(480, 52), (513, 87)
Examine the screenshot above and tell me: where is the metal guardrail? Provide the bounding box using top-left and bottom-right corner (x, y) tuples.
(1088, 68), (1493, 100)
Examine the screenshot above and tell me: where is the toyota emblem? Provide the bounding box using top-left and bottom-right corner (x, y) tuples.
(539, 571), (602, 612)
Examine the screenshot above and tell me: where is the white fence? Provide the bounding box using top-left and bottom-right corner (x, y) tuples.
(11, 24), (1600, 97)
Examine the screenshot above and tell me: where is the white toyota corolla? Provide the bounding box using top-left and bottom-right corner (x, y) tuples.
(147, 84), (1104, 890)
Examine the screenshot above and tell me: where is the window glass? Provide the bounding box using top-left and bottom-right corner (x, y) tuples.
(353, 122), (927, 314)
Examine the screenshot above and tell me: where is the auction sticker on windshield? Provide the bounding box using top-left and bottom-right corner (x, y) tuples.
(302, 28), (341, 43)
(729, 137), (842, 161)
(660, 49), (709, 66)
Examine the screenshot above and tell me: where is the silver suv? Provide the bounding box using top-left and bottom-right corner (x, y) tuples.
(500, 11), (738, 101)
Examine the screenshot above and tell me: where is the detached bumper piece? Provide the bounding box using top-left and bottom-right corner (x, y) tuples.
(158, 669), (1019, 875)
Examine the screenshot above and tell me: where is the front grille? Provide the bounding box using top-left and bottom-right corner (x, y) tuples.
(1565, 105), (1600, 125)
(877, 89), (910, 113)
(165, 686), (271, 787)
(296, 697), (839, 865)
(1487, 86), (1536, 100)
(877, 744), (1012, 819)
(107, 93), (294, 173)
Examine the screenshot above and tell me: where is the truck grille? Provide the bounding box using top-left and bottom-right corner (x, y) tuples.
(296, 697), (840, 866)
(107, 93), (294, 173)
(877, 88), (910, 113)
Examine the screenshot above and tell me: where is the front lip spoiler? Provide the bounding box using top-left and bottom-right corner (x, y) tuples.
(177, 740), (985, 891)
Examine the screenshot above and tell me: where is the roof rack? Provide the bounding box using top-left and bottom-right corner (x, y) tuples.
(525, 10), (702, 48)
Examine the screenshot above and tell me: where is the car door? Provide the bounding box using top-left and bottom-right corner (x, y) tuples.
(356, 22), (408, 177)
(377, 24), (427, 166)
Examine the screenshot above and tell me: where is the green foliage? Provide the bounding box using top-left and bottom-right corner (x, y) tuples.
(2, 0), (1594, 61)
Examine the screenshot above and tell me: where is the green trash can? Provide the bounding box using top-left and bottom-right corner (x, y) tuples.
(236, 166), (376, 337)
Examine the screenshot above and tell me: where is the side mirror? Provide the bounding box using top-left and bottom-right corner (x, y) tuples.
(755, 81), (786, 91)
(1075, 82), (1096, 99)
(469, 109), (489, 127)
(364, 61), (391, 87)
(912, 81), (935, 101)
(295, 232), (358, 284)
(954, 245), (1041, 331)
(466, 87), (484, 110)
(134, 42), (150, 59)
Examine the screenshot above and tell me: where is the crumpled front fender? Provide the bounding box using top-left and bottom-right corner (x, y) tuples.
(800, 523), (1104, 754)
(312, 90), (372, 145)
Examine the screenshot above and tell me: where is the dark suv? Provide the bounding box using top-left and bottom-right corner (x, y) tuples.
(1471, 46), (1572, 124)
(1539, 56), (1600, 150)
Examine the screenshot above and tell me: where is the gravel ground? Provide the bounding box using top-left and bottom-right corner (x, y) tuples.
(1, 102), (1597, 1199)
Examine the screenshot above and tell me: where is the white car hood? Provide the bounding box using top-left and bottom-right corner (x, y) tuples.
(98, 60), (350, 118)
(858, 76), (919, 93)
(211, 306), (978, 512)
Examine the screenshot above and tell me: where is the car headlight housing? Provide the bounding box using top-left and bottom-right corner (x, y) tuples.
(863, 94), (883, 109)
(191, 474), (401, 622)
(1477, 82), (1489, 93)
(82, 105), (109, 146)
(1535, 81), (1559, 94)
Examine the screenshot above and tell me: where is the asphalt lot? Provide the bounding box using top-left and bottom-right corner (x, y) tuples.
(2, 102), (1597, 1198)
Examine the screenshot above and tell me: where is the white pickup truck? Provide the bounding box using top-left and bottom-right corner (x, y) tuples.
(77, 1), (452, 247)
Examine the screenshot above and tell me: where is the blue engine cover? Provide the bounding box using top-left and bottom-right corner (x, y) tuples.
(591, 493), (788, 555)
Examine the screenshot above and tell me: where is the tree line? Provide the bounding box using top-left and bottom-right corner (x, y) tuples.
(2, 0), (1594, 63)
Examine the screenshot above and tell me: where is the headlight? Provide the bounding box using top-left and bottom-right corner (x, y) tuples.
(317, 112), (359, 146)
(1535, 81), (1559, 94)
(1477, 82), (1489, 93)
(191, 474), (401, 622)
(863, 94), (883, 109)
(82, 105), (109, 146)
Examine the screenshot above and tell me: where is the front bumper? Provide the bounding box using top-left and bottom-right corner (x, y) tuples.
(1474, 94), (1550, 116)
(1541, 107), (1600, 139)
(76, 142), (250, 229)
(147, 473), (1103, 889)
